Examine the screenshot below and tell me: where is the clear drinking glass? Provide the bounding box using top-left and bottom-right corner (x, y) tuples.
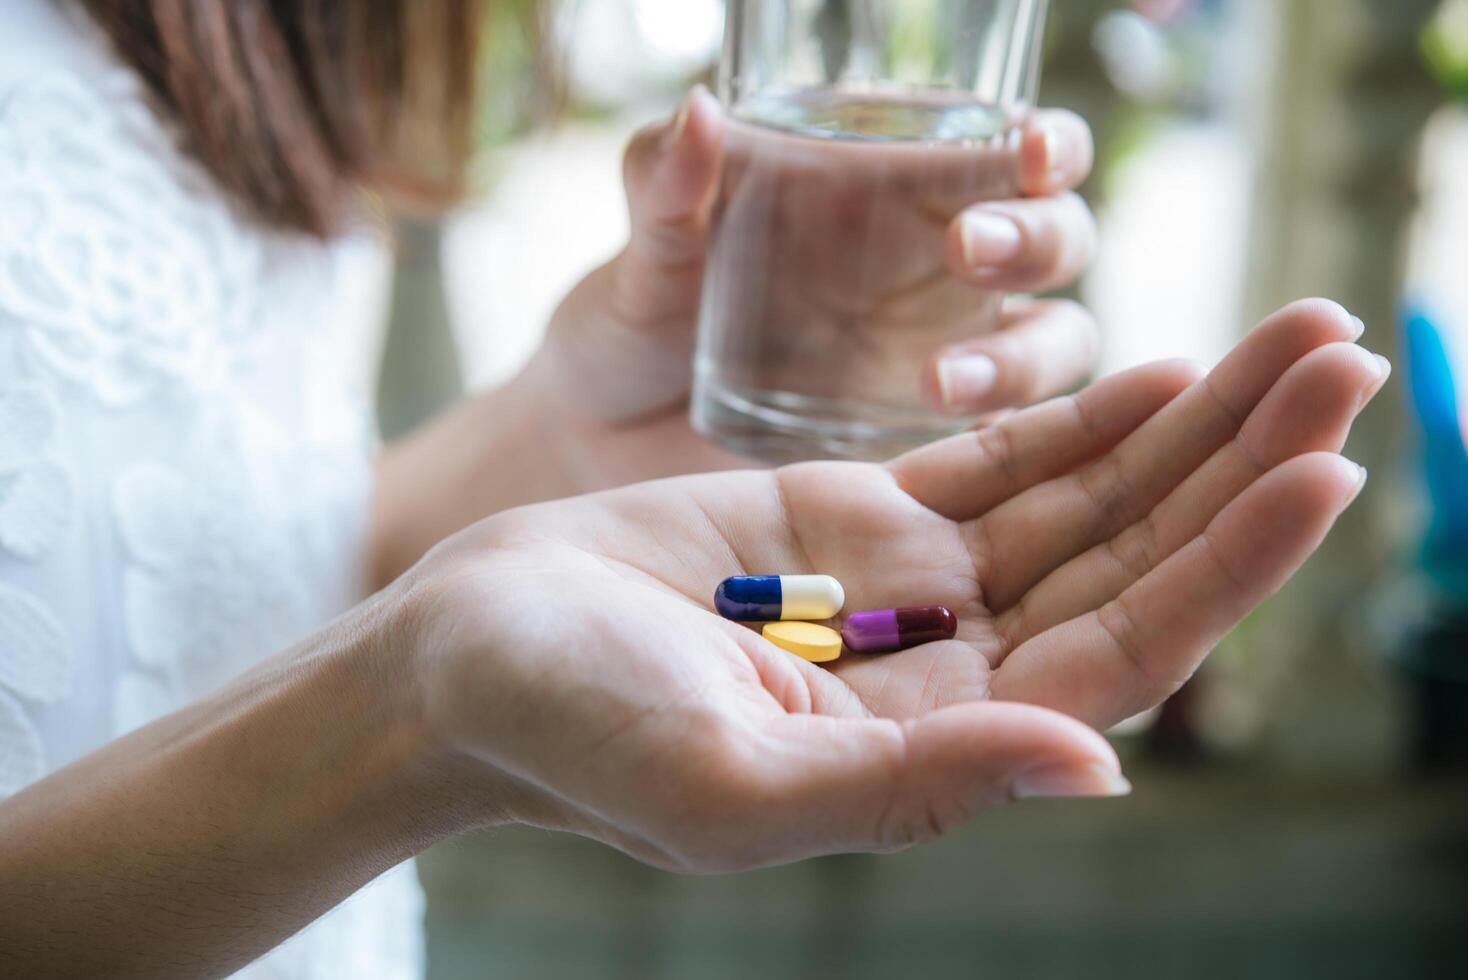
(691, 0), (1051, 463)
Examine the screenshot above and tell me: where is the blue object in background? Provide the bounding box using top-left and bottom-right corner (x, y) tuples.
(1402, 303), (1468, 605)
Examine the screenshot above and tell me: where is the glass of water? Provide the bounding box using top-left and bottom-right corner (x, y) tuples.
(691, 0), (1051, 463)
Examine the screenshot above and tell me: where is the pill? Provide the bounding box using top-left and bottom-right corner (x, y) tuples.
(714, 575), (845, 622)
(840, 606), (958, 654)
(762, 622), (843, 663)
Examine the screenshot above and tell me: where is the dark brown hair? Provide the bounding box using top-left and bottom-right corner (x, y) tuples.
(80, 1), (488, 237)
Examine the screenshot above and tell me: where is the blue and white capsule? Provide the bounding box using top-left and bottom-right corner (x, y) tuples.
(714, 575), (846, 622)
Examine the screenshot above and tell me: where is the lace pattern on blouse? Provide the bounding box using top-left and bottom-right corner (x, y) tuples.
(0, 381), (73, 794)
(0, 54), (421, 979)
(0, 70), (280, 405)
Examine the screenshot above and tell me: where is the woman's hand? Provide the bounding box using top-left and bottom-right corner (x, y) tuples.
(413, 300), (1386, 871)
(0, 302), (1383, 977)
(528, 88), (1100, 490)
(373, 91), (1099, 582)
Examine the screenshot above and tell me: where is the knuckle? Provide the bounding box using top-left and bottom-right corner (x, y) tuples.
(1078, 454), (1139, 538)
(1231, 431), (1271, 479)
(875, 791), (984, 852)
(876, 809), (942, 851)
(973, 419), (1023, 487)
(1200, 371), (1249, 429)
(1199, 528), (1252, 594)
(1098, 596), (1181, 707)
(1107, 514), (1160, 581)
(1069, 387), (1105, 440)
(869, 724), (968, 852)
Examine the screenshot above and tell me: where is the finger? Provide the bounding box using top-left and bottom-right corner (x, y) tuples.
(922, 299), (1101, 415)
(622, 86), (724, 275)
(1000, 343), (1390, 648)
(893, 358), (1202, 522)
(990, 453), (1367, 728)
(941, 110), (1096, 288)
(947, 193), (1098, 292)
(550, 88), (724, 420)
(733, 702), (1127, 863)
(735, 623), (881, 722)
(977, 298), (1365, 611)
(1016, 109), (1095, 196)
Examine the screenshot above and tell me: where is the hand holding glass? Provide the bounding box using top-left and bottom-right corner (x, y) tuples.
(692, 0), (1051, 461)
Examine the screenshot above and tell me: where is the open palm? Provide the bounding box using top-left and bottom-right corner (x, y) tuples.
(422, 301), (1386, 872)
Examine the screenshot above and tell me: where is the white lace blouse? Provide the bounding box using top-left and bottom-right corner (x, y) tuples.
(0, 2), (425, 976)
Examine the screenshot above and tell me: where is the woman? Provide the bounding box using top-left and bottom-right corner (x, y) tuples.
(0, 1), (1389, 976)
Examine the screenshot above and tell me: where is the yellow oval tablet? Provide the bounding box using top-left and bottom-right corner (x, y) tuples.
(762, 622), (843, 664)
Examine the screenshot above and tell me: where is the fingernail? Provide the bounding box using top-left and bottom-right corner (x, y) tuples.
(1349, 315), (1366, 341)
(961, 211), (1023, 268)
(1373, 353), (1393, 381)
(1041, 124), (1066, 184)
(1354, 461), (1370, 491)
(938, 354), (999, 409)
(671, 98), (693, 141)
(1012, 762), (1132, 801)
(676, 85), (720, 141)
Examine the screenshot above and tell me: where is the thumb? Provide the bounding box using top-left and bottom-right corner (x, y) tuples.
(622, 85), (725, 275)
(758, 702), (1129, 857)
(539, 88), (723, 422)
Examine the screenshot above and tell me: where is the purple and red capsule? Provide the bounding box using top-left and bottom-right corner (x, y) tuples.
(840, 606), (958, 654)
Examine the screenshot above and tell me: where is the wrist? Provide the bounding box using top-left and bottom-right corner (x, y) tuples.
(332, 580), (516, 837)
(384, 552), (562, 832)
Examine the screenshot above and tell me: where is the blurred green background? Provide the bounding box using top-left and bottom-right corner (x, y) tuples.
(371, 1), (1468, 976)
